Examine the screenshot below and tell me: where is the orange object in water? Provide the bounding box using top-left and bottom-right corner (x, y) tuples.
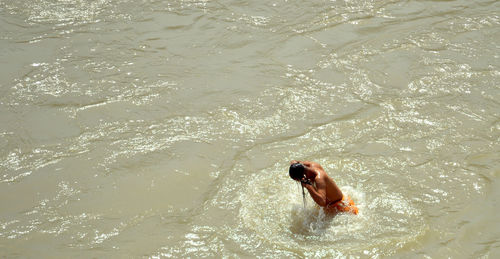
(326, 195), (359, 215)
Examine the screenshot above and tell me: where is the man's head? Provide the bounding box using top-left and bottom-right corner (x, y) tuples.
(289, 163), (305, 181)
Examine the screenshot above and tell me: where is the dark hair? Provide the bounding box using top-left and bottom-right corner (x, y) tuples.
(289, 163), (305, 180)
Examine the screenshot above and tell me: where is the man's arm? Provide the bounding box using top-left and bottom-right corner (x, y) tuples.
(303, 181), (327, 207)
(290, 160), (320, 168)
(294, 160), (324, 171)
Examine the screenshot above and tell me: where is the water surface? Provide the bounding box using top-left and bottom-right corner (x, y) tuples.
(0, 0), (499, 257)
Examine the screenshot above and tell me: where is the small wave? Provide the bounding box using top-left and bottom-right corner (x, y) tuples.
(236, 165), (425, 256)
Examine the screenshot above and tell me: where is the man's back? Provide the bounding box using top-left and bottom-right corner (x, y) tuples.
(309, 162), (343, 204)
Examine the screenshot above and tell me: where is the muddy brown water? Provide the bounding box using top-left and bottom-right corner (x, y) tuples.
(0, 0), (499, 257)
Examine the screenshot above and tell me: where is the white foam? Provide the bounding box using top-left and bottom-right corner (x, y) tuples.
(236, 172), (424, 255)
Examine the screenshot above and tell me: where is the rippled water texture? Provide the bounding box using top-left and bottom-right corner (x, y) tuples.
(0, 0), (499, 257)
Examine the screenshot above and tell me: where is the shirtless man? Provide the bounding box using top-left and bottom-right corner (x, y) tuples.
(289, 160), (358, 214)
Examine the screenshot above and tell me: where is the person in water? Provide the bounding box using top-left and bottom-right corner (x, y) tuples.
(289, 160), (358, 215)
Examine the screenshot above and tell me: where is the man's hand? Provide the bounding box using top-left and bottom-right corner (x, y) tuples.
(301, 178), (312, 186)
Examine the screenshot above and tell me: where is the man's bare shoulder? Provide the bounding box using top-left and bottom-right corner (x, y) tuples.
(299, 160), (318, 166)
(309, 161), (324, 171)
(291, 160), (325, 171)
